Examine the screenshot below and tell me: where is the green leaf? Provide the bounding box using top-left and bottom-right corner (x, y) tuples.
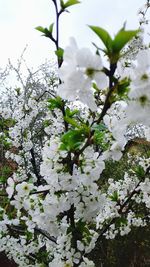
(65, 108), (79, 117)
(115, 217), (127, 227)
(94, 131), (109, 150)
(48, 97), (63, 110)
(55, 48), (64, 59)
(112, 29), (140, 53)
(43, 120), (51, 127)
(61, 0), (80, 9)
(117, 78), (130, 97)
(89, 25), (140, 63)
(64, 107), (81, 128)
(64, 116), (80, 128)
(35, 26), (46, 34)
(134, 165), (145, 178)
(49, 23), (54, 33)
(92, 124), (109, 150)
(92, 123), (106, 131)
(35, 26), (51, 38)
(60, 128), (87, 152)
(92, 82), (100, 92)
(109, 191), (119, 202)
(93, 130), (104, 144)
(89, 26), (113, 53)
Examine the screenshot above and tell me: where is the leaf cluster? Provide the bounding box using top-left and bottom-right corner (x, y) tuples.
(89, 25), (140, 63)
(60, 126), (89, 152)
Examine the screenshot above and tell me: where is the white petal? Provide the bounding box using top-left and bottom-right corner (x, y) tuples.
(6, 186), (14, 198)
(137, 49), (150, 70)
(7, 177), (14, 186)
(94, 72), (108, 89)
(63, 37), (78, 63)
(76, 48), (102, 69)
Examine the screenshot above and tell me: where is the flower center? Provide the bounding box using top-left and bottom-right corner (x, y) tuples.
(86, 68), (95, 77)
(139, 95), (148, 106)
(141, 73), (149, 81)
(23, 185), (29, 191)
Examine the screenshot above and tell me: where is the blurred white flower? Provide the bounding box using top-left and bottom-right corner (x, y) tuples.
(129, 49), (150, 103)
(6, 177), (15, 198)
(57, 37), (108, 111)
(16, 182), (34, 197)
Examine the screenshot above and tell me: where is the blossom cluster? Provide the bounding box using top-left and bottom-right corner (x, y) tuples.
(0, 1), (150, 267)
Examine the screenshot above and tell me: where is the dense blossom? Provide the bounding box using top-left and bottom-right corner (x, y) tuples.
(0, 1), (150, 267)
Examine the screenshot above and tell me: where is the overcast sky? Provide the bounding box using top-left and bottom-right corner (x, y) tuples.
(0, 0), (147, 69)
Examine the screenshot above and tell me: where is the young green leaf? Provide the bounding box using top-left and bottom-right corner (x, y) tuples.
(35, 26), (46, 34)
(92, 123), (106, 131)
(89, 25), (140, 63)
(55, 48), (64, 59)
(109, 191), (119, 202)
(48, 97), (63, 110)
(89, 26), (113, 53)
(61, 0), (80, 9)
(64, 116), (80, 128)
(49, 23), (54, 34)
(117, 78), (130, 97)
(112, 29), (140, 53)
(134, 165), (145, 178)
(60, 128), (87, 152)
(35, 26), (51, 38)
(65, 108), (79, 117)
(64, 107), (80, 128)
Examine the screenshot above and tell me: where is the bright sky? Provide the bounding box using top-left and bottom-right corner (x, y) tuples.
(0, 0), (147, 69)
